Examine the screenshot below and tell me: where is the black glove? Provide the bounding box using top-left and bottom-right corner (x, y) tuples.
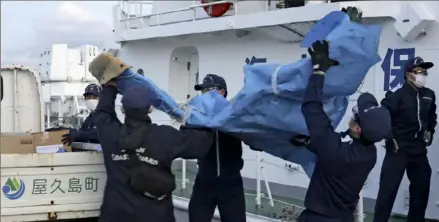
(62, 129), (79, 146)
(307, 40), (339, 75)
(342, 7), (362, 23)
(290, 135), (311, 147)
(424, 131), (433, 146)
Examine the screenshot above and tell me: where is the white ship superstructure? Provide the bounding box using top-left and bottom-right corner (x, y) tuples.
(37, 44), (125, 128)
(111, 0), (439, 220)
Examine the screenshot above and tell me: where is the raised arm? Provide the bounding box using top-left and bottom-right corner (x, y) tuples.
(94, 85), (122, 148)
(301, 40), (342, 161)
(302, 74), (341, 160)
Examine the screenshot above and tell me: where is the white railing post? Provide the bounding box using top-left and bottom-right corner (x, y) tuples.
(192, 0), (197, 21)
(355, 190), (365, 222)
(127, 1), (131, 17)
(157, 1), (161, 26)
(46, 103), (51, 129)
(255, 152), (262, 208)
(113, 4), (124, 31)
(181, 159), (187, 189)
(260, 158), (274, 207)
(234, 0), (239, 15)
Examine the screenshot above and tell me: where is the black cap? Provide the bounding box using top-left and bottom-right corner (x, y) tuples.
(354, 93), (391, 143)
(404, 56), (434, 73)
(194, 74), (227, 91)
(83, 84), (101, 97)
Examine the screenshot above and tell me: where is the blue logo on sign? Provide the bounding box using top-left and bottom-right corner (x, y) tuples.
(245, 56), (267, 65)
(382, 48), (415, 91)
(2, 177), (25, 200)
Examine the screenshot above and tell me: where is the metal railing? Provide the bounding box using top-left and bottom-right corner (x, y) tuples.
(175, 153), (365, 222)
(116, 0), (366, 30)
(175, 152), (276, 207)
(115, 0), (330, 30)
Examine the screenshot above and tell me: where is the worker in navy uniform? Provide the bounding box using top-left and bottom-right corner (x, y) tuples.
(94, 82), (214, 222)
(292, 40), (391, 222)
(373, 57), (436, 222)
(62, 83), (101, 145)
(188, 74), (251, 222)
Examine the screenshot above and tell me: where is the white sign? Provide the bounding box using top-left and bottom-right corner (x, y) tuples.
(2, 170), (106, 208)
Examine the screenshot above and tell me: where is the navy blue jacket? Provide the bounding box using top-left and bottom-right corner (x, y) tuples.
(301, 74), (376, 220)
(381, 83), (437, 153)
(72, 113), (99, 143)
(94, 86), (214, 222)
(195, 131), (243, 183)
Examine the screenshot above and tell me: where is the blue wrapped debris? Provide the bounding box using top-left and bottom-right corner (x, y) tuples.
(114, 69), (185, 120)
(181, 11), (381, 176)
(108, 10), (381, 177)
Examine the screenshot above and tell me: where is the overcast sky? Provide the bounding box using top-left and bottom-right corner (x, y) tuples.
(1, 1), (117, 68)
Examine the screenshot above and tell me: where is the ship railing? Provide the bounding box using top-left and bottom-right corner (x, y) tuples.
(174, 151), (276, 212)
(115, 0), (332, 30)
(175, 154), (365, 222)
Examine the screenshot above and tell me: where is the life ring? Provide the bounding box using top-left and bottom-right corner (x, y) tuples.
(201, 0), (232, 17)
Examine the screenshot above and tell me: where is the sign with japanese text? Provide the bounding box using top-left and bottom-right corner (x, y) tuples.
(382, 48), (415, 91)
(2, 170), (106, 208)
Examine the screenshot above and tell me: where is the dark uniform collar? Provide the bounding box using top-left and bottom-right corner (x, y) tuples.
(403, 83), (431, 96)
(403, 82), (421, 93)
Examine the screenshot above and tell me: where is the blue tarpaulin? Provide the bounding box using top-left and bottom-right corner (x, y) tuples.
(113, 11), (382, 177)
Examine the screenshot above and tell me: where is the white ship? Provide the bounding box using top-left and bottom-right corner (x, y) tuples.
(112, 0), (439, 221)
(1, 0), (438, 221)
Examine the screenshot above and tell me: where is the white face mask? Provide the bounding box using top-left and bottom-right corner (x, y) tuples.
(412, 74), (427, 88)
(85, 99), (98, 111)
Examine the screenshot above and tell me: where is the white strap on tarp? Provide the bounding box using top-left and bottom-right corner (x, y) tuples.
(271, 65), (283, 95)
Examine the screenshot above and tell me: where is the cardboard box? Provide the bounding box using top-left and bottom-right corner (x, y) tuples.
(0, 133), (34, 154)
(1, 130), (72, 154)
(32, 130), (72, 153)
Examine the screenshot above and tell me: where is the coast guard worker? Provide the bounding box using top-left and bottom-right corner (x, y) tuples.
(62, 83), (101, 145)
(94, 82), (214, 222)
(292, 40), (391, 222)
(373, 57), (436, 222)
(188, 74), (248, 222)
